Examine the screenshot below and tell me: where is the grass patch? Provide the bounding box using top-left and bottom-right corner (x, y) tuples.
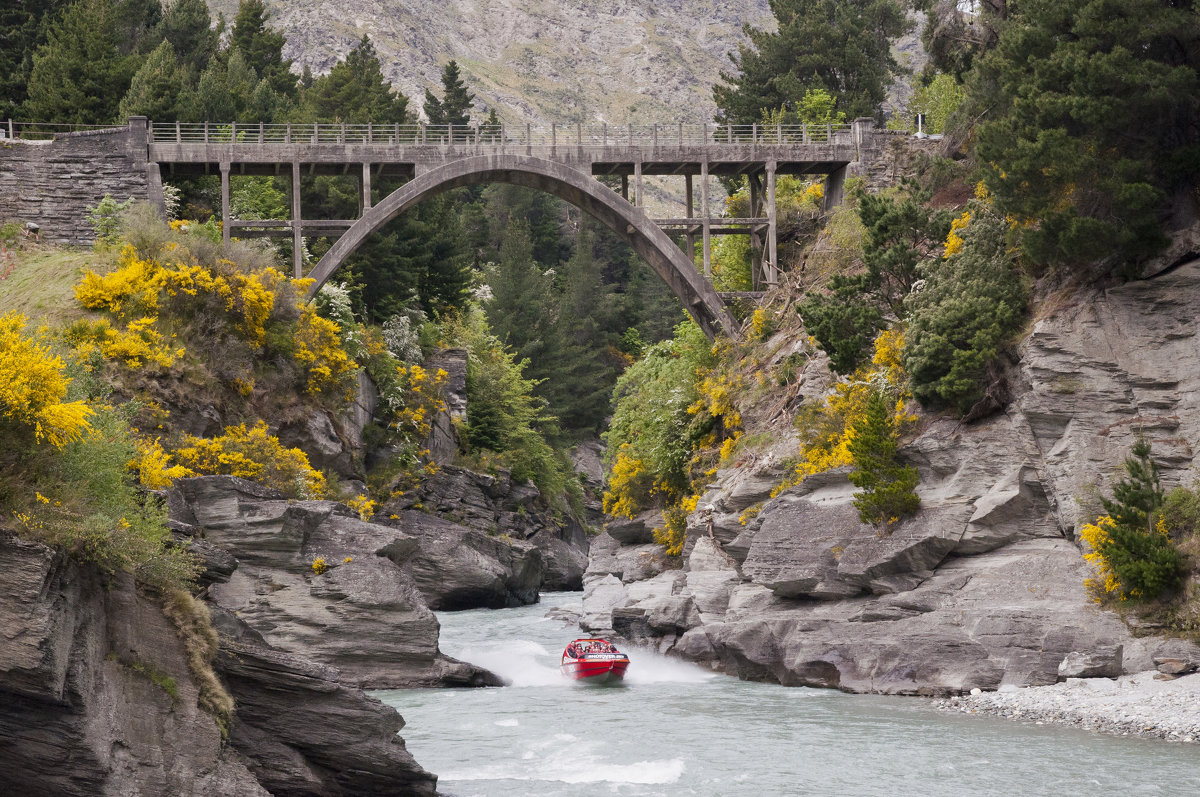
(0, 244), (109, 328)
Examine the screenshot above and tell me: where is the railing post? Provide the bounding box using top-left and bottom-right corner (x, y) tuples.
(339, 123), (345, 145)
(653, 124), (658, 150)
(603, 122), (607, 146)
(752, 122), (757, 146)
(679, 121), (683, 147)
(7, 120), (13, 140)
(285, 123), (291, 144)
(551, 122), (556, 150)
(230, 122), (236, 142)
(368, 122), (373, 144)
(826, 123), (832, 141)
(258, 122), (264, 144)
(421, 123), (426, 145)
(175, 120), (181, 143)
(526, 123), (531, 154)
(726, 123), (731, 143)
(777, 122), (782, 144)
(628, 123), (633, 147)
(577, 122), (582, 146)
(802, 122), (808, 144)
(204, 121), (209, 143)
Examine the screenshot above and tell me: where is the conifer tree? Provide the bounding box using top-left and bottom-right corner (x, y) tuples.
(713, 0), (911, 123)
(160, 0), (218, 75)
(22, 0), (139, 124)
(971, 0), (1200, 266)
(424, 60), (474, 127)
(230, 0), (295, 97)
(0, 0), (72, 119)
(302, 36), (410, 124)
(119, 39), (185, 121)
(1094, 437), (1185, 600)
(847, 389), (920, 528)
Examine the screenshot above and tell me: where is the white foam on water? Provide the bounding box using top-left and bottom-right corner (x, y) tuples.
(441, 733), (685, 786)
(494, 718), (519, 727)
(449, 638), (565, 688)
(622, 648), (716, 685)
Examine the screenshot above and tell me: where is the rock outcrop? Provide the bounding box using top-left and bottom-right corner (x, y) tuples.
(0, 531), (263, 796)
(583, 259), (1200, 695)
(170, 476), (499, 688)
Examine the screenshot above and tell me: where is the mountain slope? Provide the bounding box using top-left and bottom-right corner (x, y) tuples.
(209, 0), (774, 124)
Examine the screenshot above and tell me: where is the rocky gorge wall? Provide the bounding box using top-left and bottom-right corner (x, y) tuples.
(0, 125), (151, 245)
(581, 258), (1200, 695)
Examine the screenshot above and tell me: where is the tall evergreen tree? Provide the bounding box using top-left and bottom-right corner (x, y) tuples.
(230, 0), (296, 97)
(0, 0), (72, 119)
(22, 0), (139, 124)
(160, 0), (217, 75)
(971, 0), (1200, 267)
(847, 389), (920, 528)
(423, 60), (474, 126)
(1094, 437), (1185, 600)
(713, 0), (911, 123)
(119, 39), (185, 121)
(301, 35), (410, 124)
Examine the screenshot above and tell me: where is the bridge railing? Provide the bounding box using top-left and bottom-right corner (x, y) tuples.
(148, 122), (855, 147)
(2, 121), (125, 140)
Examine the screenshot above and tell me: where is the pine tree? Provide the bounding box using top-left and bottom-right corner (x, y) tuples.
(424, 60), (474, 129)
(160, 0), (218, 75)
(22, 0), (139, 124)
(971, 0), (1200, 266)
(847, 389), (920, 529)
(119, 40), (185, 121)
(0, 0), (72, 119)
(713, 0), (911, 123)
(301, 36), (410, 124)
(1094, 437), (1185, 600)
(230, 0), (295, 97)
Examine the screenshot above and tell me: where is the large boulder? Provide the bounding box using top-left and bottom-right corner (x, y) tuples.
(213, 611), (437, 797)
(171, 476), (498, 688)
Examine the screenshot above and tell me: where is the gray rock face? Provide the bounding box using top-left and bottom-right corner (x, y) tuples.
(0, 532), (265, 797)
(172, 476), (498, 688)
(214, 613), (437, 797)
(386, 463), (589, 592)
(583, 260), (1200, 694)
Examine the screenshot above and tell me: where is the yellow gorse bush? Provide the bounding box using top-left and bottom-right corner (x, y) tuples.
(603, 444), (652, 519)
(173, 421), (327, 499)
(1079, 515), (1122, 599)
(788, 328), (915, 487)
(293, 305), (357, 402)
(128, 437), (194, 490)
(944, 210), (971, 258)
(0, 312), (93, 448)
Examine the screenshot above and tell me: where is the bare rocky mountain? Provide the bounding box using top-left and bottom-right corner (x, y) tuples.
(208, 0), (774, 124)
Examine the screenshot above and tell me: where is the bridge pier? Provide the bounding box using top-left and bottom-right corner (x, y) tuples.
(220, 162), (230, 247)
(291, 161), (302, 277)
(701, 159), (711, 277)
(766, 160), (777, 287)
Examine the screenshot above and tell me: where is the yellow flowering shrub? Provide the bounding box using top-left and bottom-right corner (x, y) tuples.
(67, 317), (182, 370)
(0, 312), (93, 448)
(603, 444), (653, 518)
(653, 493), (700, 557)
(173, 421), (327, 499)
(311, 557), (328, 575)
(347, 494), (377, 521)
(1079, 515), (1122, 599)
(128, 437), (194, 490)
(790, 328), (915, 484)
(944, 210), (971, 258)
(293, 305), (357, 402)
(75, 245), (162, 314)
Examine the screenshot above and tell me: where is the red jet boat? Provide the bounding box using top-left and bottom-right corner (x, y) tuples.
(561, 638), (630, 684)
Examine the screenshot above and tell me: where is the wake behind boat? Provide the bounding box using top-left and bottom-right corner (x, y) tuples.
(561, 638), (630, 684)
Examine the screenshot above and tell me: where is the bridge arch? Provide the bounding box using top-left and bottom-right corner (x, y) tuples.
(305, 155), (737, 338)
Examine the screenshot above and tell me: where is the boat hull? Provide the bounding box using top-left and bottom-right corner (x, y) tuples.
(561, 657), (629, 684)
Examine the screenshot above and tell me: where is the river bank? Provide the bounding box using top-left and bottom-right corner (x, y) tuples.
(938, 671), (1200, 744)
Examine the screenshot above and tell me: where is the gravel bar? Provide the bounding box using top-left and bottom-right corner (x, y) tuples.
(937, 671), (1200, 743)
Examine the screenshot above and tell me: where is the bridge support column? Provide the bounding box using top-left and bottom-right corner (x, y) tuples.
(701, 160), (711, 277)
(291, 161), (302, 278)
(748, 173), (762, 290)
(220, 162), (231, 247)
(823, 164), (847, 214)
(685, 173), (695, 264)
(621, 175), (628, 202)
(634, 161), (642, 207)
(362, 162), (372, 211)
(766, 160), (777, 287)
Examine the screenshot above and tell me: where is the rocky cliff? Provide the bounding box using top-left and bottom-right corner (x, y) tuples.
(581, 257), (1200, 695)
(208, 0), (773, 124)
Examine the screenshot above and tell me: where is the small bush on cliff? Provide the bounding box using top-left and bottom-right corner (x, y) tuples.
(903, 191), (1027, 416)
(1082, 438), (1185, 602)
(0, 312), (93, 449)
(847, 389), (920, 529)
(172, 421), (328, 499)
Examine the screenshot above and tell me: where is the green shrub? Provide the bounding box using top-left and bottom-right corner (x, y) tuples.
(87, 195), (134, 246)
(1083, 438), (1186, 601)
(903, 201), (1027, 415)
(847, 389), (920, 528)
